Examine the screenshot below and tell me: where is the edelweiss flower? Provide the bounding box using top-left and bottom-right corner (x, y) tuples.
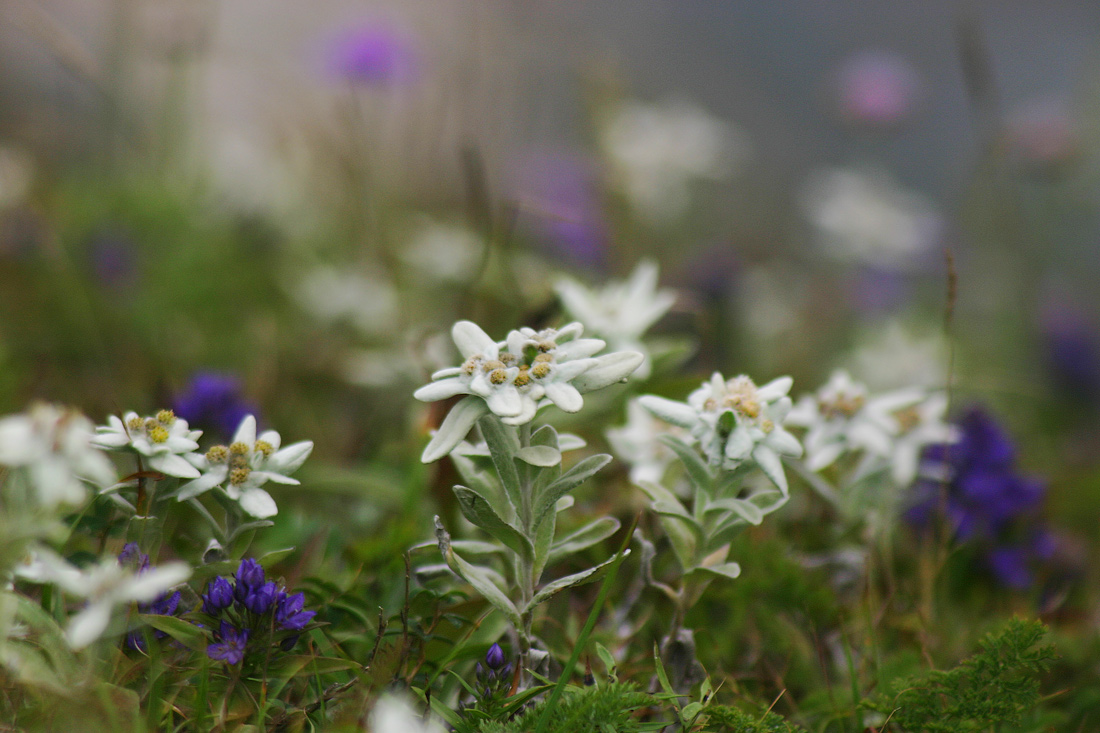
(787, 371), (910, 471)
(787, 371), (956, 486)
(176, 415), (313, 518)
(93, 410), (202, 479)
(16, 548), (191, 649)
(415, 320), (643, 462)
(0, 403), (116, 506)
(639, 373), (803, 491)
(416, 321), (607, 425)
(554, 260), (676, 379)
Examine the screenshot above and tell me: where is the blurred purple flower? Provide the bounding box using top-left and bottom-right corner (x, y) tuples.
(173, 372), (256, 440)
(1004, 96), (1078, 168)
(511, 150), (609, 270)
(119, 544), (185, 651)
(324, 23), (419, 86)
(907, 406), (1052, 589)
(87, 227), (139, 290)
(1040, 303), (1100, 404)
(835, 50), (922, 128)
(850, 267), (910, 314)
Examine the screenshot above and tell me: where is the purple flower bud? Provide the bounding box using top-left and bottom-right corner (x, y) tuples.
(275, 591), (316, 631)
(203, 576), (234, 613)
(207, 622), (249, 665)
(118, 543), (150, 572)
(145, 590), (181, 617)
(485, 642), (506, 671)
(234, 559), (265, 601)
(279, 634), (300, 652)
(243, 581), (278, 615)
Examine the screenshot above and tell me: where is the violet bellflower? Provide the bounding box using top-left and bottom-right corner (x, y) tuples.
(114, 543), (188, 652)
(906, 406), (1051, 588)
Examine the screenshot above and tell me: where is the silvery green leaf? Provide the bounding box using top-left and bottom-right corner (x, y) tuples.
(636, 481), (698, 570)
(555, 495), (574, 512)
(435, 517), (521, 628)
(572, 351), (644, 394)
(478, 415), (521, 510)
(452, 485), (531, 559)
(704, 496), (764, 525)
(687, 561), (742, 581)
(753, 446), (789, 493)
(658, 434), (713, 493)
(548, 516), (621, 565)
(421, 397), (490, 463)
(516, 446), (561, 467)
(557, 433), (587, 452)
(524, 551), (628, 614)
(595, 642), (618, 680)
(450, 453), (501, 499)
(532, 500), (556, 582)
(637, 395), (698, 429)
(533, 454), (611, 528)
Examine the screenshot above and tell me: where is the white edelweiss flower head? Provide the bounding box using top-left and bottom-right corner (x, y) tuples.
(0, 403), (115, 507)
(175, 415), (313, 518)
(415, 320), (643, 462)
(554, 260), (676, 380)
(93, 409), (203, 479)
(639, 372), (802, 491)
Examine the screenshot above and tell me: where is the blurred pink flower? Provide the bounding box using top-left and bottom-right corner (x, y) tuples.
(835, 50), (922, 127)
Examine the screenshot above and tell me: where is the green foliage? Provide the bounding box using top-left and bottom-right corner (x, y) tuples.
(475, 682), (656, 733)
(695, 705), (808, 733)
(863, 618), (1056, 732)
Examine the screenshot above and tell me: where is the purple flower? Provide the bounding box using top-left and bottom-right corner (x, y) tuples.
(485, 642), (505, 671)
(202, 576), (234, 614)
(324, 23), (419, 86)
(1040, 303), (1100, 404)
(275, 592), (316, 631)
(207, 622), (249, 665)
(86, 227), (139, 290)
(173, 372), (257, 440)
(242, 581), (278, 615)
(234, 559), (266, 602)
(907, 406), (1052, 589)
(835, 50), (922, 127)
(118, 543), (150, 572)
(510, 150), (609, 271)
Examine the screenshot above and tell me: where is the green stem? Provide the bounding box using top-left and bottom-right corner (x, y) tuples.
(515, 421), (536, 682)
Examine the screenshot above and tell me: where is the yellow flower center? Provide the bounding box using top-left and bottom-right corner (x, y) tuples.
(156, 409), (176, 426)
(489, 368), (508, 385)
(147, 425), (169, 444)
(229, 441), (249, 455)
(230, 467), (251, 485)
(206, 445), (229, 463)
(254, 440), (273, 457)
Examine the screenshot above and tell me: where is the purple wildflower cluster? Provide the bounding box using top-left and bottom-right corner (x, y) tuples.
(474, 643), (513, 701)
(906, 407), (1054, 589)
(202, 558), (316, 665)
(118, 543), (184, 651)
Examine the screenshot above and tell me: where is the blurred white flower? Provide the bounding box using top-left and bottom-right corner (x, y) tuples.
(0, 404), (116, 507)
(600, 99), (750, 221)
(788, 370), (956, 487)
(606, 398), (680, 485)
(800, 166), (942, 271)
(847, 320), (948, 390)
(555, 260), (676, 379)
(16, 548), (190, 649)
(400, 219), (483, 282)
(368, 694), (445, 733)
(640, 373), (803, 491)
(176, 415), (313, 518)
(93, 410), (202, 479)
(294, 266), (399, 337)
